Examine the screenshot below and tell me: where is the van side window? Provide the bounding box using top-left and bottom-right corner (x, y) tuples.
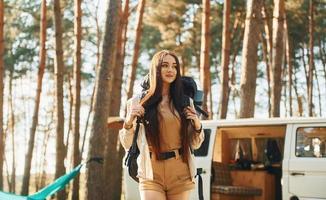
(194, 129), (211, 157)
(296, 127), (326, 158)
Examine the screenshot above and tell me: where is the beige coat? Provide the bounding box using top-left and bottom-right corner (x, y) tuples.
(119, 95), (205, 182)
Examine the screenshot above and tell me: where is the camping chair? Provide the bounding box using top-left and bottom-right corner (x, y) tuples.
(211, 162), (262, 200)
(0, 157), (102, 200)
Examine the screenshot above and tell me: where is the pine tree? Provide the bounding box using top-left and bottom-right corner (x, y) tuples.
(270, 0), (285, 117)
(0, 0), (4, 190)
(21, 0), (47, 195)
(85, 0), (120, 199)
(53, 0), (66, 199)
(239, 0), (263, 118)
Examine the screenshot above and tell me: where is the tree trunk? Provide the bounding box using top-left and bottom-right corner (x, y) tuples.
(314, 66), (322, 116)
(308, 0), (314, 116)
(301, 45), (310, 98)
(36, 124), (50, 190)
(81, 82), (95, 156)
(318, 37), (326, 102)
(284, 13), (293, 116)
(3, 114), (9, 189)
(190, 4), (201, 75)
(219, 0), (231, 119)
(0, 0), (5, 190)
(40, 109), (54, 189)
(230, 12), (241, 42)
(8, 69), (15, 193)
(53, 0), (66, 199)
(230, 22), (244, 87)
(126, 0), (145, 99)
(72, 0), (82, 199)
(4, 155), (10, 190)
(320, 38), (326, 66)
(85, 0), (120, 199)
(282, 54), (288, 117)
(230, 21), (244, 118)
(102, 3), (125, 199)
(262, 2), (272, 66)
(261, 3), (273, 113)
(239, 0), (262, 118)
(81, 0), (103, 156)
(200, 0), (212, 118)
(10, 123), (15, 193)
(66, 72), (73, 160)
(260, 30), (271, 117)
(62, 71), (72, 196)
(119, 0), (130, 77)
(270, 0), (285, 117)
(209, 84), (213, 118)
(318, 37), (325, 68)
(21, 0), (47, 195)
(293, 64), (302, 116)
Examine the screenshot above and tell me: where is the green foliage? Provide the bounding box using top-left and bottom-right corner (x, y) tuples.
(286, 0), (309, 51)
(140, 0), (247, 76)
(4, 0), (40, 77)
(314, 1), (326, 46)
(81, 72), (95, 82)
(210, 2), (223, 66)
(2, 0), (326, 118)
(140, 24), (162, 57)
(286, 0), (326, 77)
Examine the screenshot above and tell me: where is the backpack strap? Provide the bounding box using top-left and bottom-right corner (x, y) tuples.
(195, 168), (204, 200)
(194, 104), (209, 118)
(124, 118), (141, 166)
(131, 118), (141, 153)
(189, 97), (209, 118)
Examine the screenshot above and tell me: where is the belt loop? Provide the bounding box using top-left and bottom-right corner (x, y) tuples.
(174, 149), (180, 160)
(149, 152), (156, 160)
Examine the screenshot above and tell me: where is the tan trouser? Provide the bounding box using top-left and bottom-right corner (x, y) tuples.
(139, 151), (195, 195)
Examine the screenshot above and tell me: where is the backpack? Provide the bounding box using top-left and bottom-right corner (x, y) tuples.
(181, 76), (208, 118)
(124, 118), (141, 182)
(140, 74), (208, 118)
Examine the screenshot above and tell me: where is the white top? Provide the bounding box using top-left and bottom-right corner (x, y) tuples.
(119, 95), (205, 182)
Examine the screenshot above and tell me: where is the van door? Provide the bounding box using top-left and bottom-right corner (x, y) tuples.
(124, 166), (140, 200)
(190, 128), (216, 200)
(287, 124), (326, 199)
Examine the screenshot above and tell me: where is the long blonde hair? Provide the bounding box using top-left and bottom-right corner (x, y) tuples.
(139, 50), (177, 105)
(140, 50), (193, 162)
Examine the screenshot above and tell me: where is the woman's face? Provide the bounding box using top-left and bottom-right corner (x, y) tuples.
(160, 54), (177, 84)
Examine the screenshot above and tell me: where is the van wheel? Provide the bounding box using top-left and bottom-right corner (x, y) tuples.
(290, 196), (299, 200)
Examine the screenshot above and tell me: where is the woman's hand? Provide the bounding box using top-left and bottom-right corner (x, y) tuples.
(184, 106), (201, 130)
(125, 103), (145, 126)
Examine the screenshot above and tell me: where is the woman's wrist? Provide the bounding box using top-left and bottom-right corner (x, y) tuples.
(124, 116), (134, 127)
(193, 118), (201, 128)
(123, 117), (134, 129)
(123, 122), (133, 130)
(194, 122), (202, 133)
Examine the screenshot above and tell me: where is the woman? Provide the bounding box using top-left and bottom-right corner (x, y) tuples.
(119, 50), (204, 200)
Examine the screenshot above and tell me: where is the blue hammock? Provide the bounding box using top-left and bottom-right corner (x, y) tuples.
(0, 158), (102, 200)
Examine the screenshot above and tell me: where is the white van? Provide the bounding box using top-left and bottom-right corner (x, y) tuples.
(123, 117), (326, 200)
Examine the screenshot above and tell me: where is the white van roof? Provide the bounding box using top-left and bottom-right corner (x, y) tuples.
(202, 117), (326, 127)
